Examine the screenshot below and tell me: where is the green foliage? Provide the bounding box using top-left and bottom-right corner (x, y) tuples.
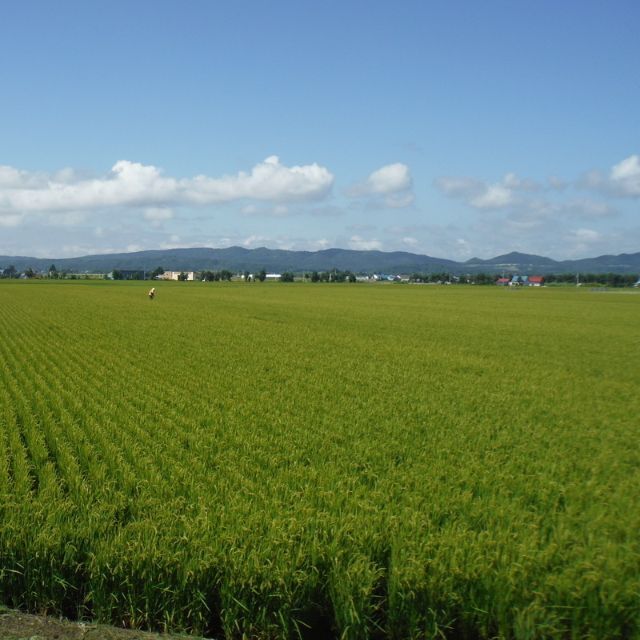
(0, 282), (638, 638)
(1, 265), (17, 278)
(200, 270), (233, 282)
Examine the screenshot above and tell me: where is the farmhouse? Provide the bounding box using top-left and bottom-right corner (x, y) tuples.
(496, 277), (510, 286)
(528, 275), (544, 286)
(157, 271), (195, 281)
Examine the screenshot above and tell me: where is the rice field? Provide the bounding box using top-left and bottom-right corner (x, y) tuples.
(0, 280), (638, 639)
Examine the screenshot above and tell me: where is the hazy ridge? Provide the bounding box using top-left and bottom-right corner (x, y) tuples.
(1, 247), (640, 275)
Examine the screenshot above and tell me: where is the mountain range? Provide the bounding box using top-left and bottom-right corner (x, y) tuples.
(1, 247), (640, 275)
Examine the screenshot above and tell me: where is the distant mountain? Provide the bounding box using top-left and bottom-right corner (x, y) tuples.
(0, 247), (460, 274)
(465, 251), (640, 274)
(466, 252), (558, 268)
(1, 247), (639, 275)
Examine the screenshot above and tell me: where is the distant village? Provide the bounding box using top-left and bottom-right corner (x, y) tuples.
(1, 263), (640, 287)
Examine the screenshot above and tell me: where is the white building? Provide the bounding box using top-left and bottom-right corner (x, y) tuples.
(157, 271), (195, 281)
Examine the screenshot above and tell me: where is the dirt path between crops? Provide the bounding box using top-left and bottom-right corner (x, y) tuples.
(0, 608), (213, 640)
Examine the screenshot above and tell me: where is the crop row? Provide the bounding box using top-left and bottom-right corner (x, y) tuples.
(0, 281), (638, 638)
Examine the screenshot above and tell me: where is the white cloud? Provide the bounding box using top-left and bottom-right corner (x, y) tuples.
(436, 175), (515, 210)
(59, 244), (115, 258)
(469, 184), (513, 209)
(185, 156), (333, 204)
(0, 156), (334, 224)
(580, 155), (640, 197)
(609, 155), (640, 196)
(0, 166), (29, 188)
(573, 228), (601, 242)
(159, 236), (208, 250)
(349, 235), (382, 251)
(437, 164), (626, 218)
(242, 234), (269, 248)
(366, 163), (412, 194)
(502, 173), (539, 191)
(347, 163), (414, 208)
(436, 173), (539, 209)
(312, 238), (331, 250)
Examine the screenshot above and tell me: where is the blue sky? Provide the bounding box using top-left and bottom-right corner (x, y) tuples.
(1, 0), (638, 260)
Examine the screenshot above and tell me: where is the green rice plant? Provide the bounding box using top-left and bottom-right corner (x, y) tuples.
(0, 280), (638, 638)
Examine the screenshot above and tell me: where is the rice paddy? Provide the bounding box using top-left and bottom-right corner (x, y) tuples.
(0, 280), (638, 639)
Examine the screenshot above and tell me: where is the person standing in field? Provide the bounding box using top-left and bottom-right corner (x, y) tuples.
(148, 287), (156, 300)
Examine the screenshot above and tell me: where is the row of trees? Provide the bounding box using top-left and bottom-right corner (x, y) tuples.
(2, 264), (639, 287)
(307, 270), (357, 282)
(543, 272), (639, 287)
(1, 264), (57, 279)
(1, 264), (93, 280)
(408, 272), (640, 286)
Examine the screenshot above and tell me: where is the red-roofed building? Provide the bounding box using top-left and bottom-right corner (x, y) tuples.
(496, 277), (510, 286)
(528, 275), (544, 286)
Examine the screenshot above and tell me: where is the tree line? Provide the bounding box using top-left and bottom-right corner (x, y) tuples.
(2, 264), (639, 286)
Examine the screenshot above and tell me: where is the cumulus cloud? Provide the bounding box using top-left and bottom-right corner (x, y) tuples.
(572, 227), (601, 242)
(0, 166), (29, 188)
(185, 156), (333, 204)
(347, 163), (415, 208)
(366, 163), (412, 194)
(349, 235), (383, 251)
(469, 184), (513, 209)
(435, 174), (520, 210)
(609, 155), (640, 196)
(502, 173), (540, 192)
(0, 156), (334, 223)
(436, 166), (623, 220)
(581, 155), (640, 197)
